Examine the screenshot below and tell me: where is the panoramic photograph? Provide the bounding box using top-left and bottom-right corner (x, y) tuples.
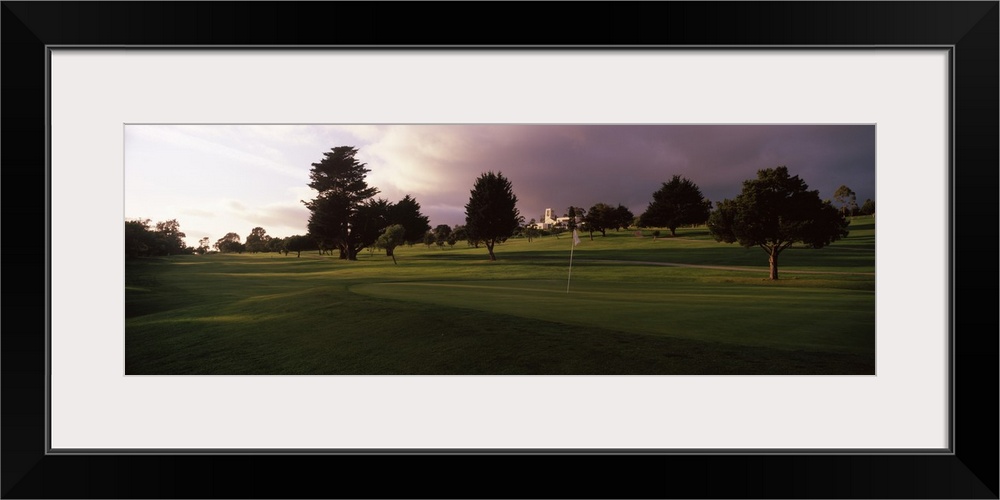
(124, 124), (876, 375)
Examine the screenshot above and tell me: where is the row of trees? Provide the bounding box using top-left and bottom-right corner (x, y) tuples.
(300, 146), (863, 275)
(419, 221), (527, 250)
(301, 149), (525, 262)
(125, 219), (334, 259)
(535, 169), (859, 280)
(422, 224), (466, 248)
(125, 219), (193, 258)
(212, 227), (364, 257)
(129, 144), (866, 281)
(210, 229), (317, 256)
(576, 203), (635, 239)
(303, 147), (431, 261)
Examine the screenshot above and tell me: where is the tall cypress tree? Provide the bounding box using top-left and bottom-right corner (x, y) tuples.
(464, 171), (521, 261)
(303, 146), (379, 260)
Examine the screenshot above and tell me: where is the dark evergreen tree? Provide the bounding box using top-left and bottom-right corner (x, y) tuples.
(639, 175), (712, 236)
(464, 171), (521, 261)
(388, 195), (431, 246)
(303, 146), (379, 260)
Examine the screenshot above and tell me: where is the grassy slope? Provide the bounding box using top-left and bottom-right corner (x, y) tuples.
(125, 218), (876, 375)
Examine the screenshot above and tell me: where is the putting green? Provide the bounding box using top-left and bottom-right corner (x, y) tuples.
(351, 278), (875, 354)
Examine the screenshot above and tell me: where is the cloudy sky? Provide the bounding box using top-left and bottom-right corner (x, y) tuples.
(125, 124), (876, 247)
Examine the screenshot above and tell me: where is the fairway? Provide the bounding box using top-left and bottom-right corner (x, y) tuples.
(125, 220), (876, 375)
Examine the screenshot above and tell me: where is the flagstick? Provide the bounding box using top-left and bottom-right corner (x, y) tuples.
(566, 240), (575, 293)
(566, 231), (576, 293)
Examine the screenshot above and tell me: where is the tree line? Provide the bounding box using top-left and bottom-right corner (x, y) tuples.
(301, 149), (522, 262)
(209, 229), (319, 257)
(124, 219), (191, 258)
(301, 146), (868, 278)
(565, 170), (869, 280)
(572, 168), (861, 280)
(125, 146), (435, 261)
(124, 219), (324, 259)
(128, 143), (872, 280)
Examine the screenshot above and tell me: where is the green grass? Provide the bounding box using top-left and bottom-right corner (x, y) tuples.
(125, 219), (876, 375)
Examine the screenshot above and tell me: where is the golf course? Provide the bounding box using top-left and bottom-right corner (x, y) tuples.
(125, 218), (876, 375)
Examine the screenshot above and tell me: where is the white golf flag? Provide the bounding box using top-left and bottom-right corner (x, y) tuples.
(567, 229), (581, 293)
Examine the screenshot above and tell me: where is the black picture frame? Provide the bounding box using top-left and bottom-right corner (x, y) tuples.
(3, 2), (997, 498)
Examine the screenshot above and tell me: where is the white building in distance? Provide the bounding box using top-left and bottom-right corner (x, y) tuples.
(532, 208), (572, 230)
